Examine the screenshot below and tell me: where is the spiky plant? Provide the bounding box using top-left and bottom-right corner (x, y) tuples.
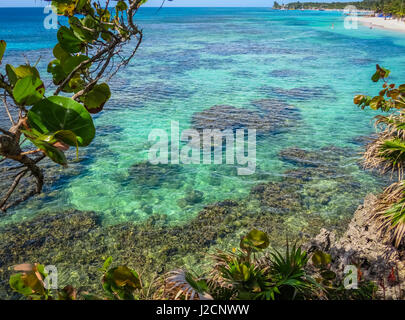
(355, 65), (405, 247)
(374, 182), (405, 247)
(156, 270), (213, 300)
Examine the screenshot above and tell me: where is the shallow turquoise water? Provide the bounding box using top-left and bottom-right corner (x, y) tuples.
(1, 8), (405, 226)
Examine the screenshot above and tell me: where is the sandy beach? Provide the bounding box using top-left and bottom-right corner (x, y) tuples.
(358, 16), (405, 33)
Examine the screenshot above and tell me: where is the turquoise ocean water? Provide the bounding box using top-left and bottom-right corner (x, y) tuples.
(1, 7), (405, 227)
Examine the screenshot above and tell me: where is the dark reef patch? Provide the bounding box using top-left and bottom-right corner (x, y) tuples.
(127, 162), (183, 188)
(260, 85), (336, 102)
(279, 146), (357, 168)
(268, 69), (308, 79)
(191, 102), (300, 135)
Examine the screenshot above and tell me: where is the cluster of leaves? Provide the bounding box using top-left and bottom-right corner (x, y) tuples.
(354, 65), (405, 247)
(9, 258), (147, 300)
(164, 230), (377, 300)
(0, 0), (145, 211)
(280, 0), (405, 15)
(9, 263), (77, 300)
(310, 251), (376, 300)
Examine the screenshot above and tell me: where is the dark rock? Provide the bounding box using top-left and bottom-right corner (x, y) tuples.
(177, 190), (204, 208)
(128, 161), (182, 188)
(191, 104), (296, 135)
(250, 182), (302, 214)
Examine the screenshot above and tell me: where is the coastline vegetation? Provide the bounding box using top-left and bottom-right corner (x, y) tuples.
(9, 229), (377, 300)
(354, 65), (405, 247)
(274, 0), (405, 17)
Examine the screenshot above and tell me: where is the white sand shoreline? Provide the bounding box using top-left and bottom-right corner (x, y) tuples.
(358, 16), (405, 33)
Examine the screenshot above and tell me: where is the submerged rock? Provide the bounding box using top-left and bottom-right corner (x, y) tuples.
(251, 98), (300, 125)
(191, 103), (299, 135)
(250, 182), (302, 214)
(128, 161), (182, 188)
(279, 146), (357, 168)
(191, 105), (271, 134)
(177, 190), (204, 208)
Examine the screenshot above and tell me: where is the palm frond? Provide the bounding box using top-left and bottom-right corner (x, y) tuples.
(158, 269), (213, 300)
(374, 181), (405, 247)
(364, 113), (405, 180)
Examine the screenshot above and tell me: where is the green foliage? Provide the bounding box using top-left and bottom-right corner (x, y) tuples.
(10, 258), (143, 301)
(82, 83), (111, 113)
(355, 65), (405, 247)
(9, 264), (49, 300)
(311, 250), (332, 268)
(13, 76), (45, 106)
(240, 229), (270, 252)
(27, 96), (95, 147)
(212, 231), (317, 300)
(9, 232), (379, 301)
(283, 0), (405, 15)
(102, 265), (142, 300)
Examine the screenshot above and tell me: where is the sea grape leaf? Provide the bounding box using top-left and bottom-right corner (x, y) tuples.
(27, 96), (95, 147)
(69, 16), (97, 42)
(370, 96), (384, 110)
(102, 265), (141, 300)
(13, 76), (45, 106)
(57, 26), (84, 53)
(9, 274), (34, 296)
(62, 54), (90, 74)
(31, 139), (68, 166)
(53, 43), (70, 62)
(6, 64), (40, 86)
(320, 270), (336, 280)
(0, 40), (6, 64)
(82, 83), (111, 113)
(48, 59), (66, 85)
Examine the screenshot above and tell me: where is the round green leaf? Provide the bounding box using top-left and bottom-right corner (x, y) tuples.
(6, 64), (40, 86)
(28, 96), (95, 147)
(57, 26), (84, 53)
(240, 229), (270, 251)
(13, 76), (45, 106)
(48, 59), (68, 86)
(83, 83), (111, 113)
(62, 54), (90, 74)
(53, 43), (70, 62)
(31, 139), (68, 166)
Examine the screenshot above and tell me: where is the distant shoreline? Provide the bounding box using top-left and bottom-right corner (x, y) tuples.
(357, 16), (405, 33)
